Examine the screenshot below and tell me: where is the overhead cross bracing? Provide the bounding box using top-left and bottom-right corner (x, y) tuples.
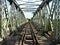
(16, 0), (43, 12)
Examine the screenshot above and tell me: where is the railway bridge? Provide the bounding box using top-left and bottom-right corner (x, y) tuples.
(0, 0), (60, 45)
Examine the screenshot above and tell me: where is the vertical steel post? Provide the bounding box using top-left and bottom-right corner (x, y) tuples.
(0, 0), (2, 37)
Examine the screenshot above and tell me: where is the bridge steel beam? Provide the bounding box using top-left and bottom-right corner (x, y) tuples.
(7, 0), (26, 33)
(0, 0), (2, 37)
(33, 0), (52, 17)
(32, 0), (60, 41)
(0, 0), (26, 39)
(0, 0), (8, 39)
(32, 0), (51, 29)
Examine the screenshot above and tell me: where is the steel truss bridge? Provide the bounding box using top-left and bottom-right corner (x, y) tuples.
(0, 0), (60, 45)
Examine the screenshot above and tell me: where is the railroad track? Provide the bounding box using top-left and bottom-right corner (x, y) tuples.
(2, 22), (53, 45)
(20, 22), (39, 45)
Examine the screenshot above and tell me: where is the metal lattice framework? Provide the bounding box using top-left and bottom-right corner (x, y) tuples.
(0, 0), (26, 39)
(32, 0), (60, 41)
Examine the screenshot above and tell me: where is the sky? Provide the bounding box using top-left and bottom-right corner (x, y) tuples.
(24, 12), (33, 19)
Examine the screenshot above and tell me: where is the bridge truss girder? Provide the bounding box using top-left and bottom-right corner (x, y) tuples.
(32, 0), (60, 41)
(0, 0), (26, 39)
